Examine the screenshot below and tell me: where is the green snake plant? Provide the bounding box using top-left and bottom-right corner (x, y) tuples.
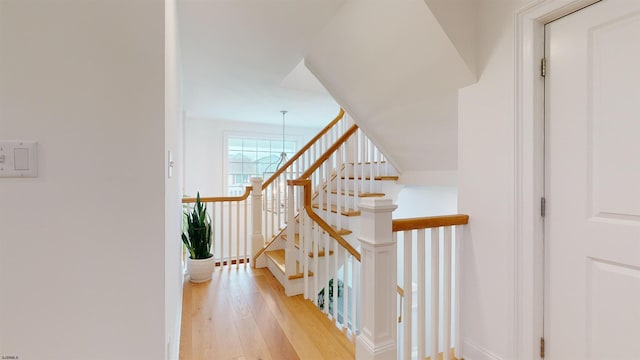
(181, 193), (213, 260)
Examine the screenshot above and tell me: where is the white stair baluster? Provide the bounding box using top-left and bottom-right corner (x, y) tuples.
(332, 237), (338, 322)
(244, 196), (247, 266)
(228, 201), (232, 269)
(454, 226), (462, 358)
(431, 228), (440, 360)
(353, 132), (359, 207)
(271, 184), (275, 241)
(324, 231), (330, 315)
(403, 230), (412, 360)
(325, 157), (331, 224)
(418, 228), (426, 359)
(236, 200), (240, 268)
(286, 184), (296, 281)
(306, 212), (313, 300)
(368, 138), (375, 194)
(443, 226), (452, 360)
(336, 146), (342, 231)
(313, 224), (319, 304)
(298, 187), (305, 282)
(220, 202), (224, 268)
(263, 189), (267, 248)
(344, 249), (350, 332)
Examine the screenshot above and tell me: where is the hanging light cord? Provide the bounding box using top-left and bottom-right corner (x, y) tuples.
(276, 110), (288, 170)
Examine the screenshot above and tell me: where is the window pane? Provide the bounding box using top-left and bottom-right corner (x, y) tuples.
(271, 140), (284, 152)
(228, 138), (243, 150)
(256, 139), (271, 151)
(284, 141), (296, 153)
(226, 136), (297, 195)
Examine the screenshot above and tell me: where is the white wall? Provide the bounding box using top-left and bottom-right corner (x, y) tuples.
(457, 1), (529, 359)
(394, 186), (458, 219)
(305, 0), (476, 173)
(0, 1), (166, 359)
(165, 0), (184, 358)
(183, 117), (321, 196)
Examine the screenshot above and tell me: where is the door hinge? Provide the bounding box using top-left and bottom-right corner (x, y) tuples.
(540, 337), (545, 358)
(541, 57), (547, 77)
(541, 197), (546, 218)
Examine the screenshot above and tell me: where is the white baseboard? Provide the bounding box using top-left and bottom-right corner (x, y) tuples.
(462, 339), (504, 360)
(169, 272), (186, 360)
(171, 303), (182, 360)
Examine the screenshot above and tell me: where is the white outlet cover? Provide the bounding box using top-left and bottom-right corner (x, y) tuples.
(0, 141), (38, 178)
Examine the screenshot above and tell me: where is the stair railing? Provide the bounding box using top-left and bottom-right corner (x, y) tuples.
(393, 215), (469, 360)
(290, 179), (361, 332)
(183, 109), (351, 271)
(286, 114), (396, 340)
(258, 108), (351, 249)
(182, 187), (252, 269)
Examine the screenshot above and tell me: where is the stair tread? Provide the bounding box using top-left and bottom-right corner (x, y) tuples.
(288, 271), (314, 280)
(348, 161), (387, 165)
(329, 189), (385, 198)
(341, 175), (399, 181)
(311, 203), (360, 216)
(265, 250), (286, 273)
(306, 249), (334, 258)
(265, 249), (314, 279)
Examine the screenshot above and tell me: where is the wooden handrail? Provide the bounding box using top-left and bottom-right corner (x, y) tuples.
(287, 122), (361, 261)
(182, 186), (252, 204)
(392, 214), (469, 232)
(300, 124), (359, 179)
(290, 179), (361, 262)
(261, 109), (345, 190)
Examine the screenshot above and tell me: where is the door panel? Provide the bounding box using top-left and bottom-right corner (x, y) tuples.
(590, 11), (640, 221)
(587, 258), (640, 359)
(545, 0), (640, 358)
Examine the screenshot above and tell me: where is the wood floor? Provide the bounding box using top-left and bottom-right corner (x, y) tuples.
(179, 265), (355, 360)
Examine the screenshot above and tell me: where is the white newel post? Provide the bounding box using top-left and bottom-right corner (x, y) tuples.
(285, 184), (297, 287)
(250, 177), (265, 268)
(356, 197), (398, 360)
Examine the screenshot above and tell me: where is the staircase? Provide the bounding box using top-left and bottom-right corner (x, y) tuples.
(261, 163), (400, 297)
(248, 109), (400, 340)
(183, 109), (469, 359)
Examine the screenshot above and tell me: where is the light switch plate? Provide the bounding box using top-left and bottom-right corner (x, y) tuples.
(0, 141), (38, 178)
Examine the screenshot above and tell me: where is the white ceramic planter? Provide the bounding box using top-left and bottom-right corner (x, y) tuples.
(187, 255), (214, 283)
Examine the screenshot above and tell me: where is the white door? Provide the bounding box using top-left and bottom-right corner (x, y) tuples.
(545, 0), (640, 359)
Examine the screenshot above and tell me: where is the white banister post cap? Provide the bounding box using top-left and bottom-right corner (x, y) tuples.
(358, 197), (397, 212)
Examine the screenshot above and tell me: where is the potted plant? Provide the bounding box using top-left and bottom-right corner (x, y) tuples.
(182, 192), (214, 283)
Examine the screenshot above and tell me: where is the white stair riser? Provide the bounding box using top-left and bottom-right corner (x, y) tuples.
(266, 256), (287, 289)
(332, 178), (384, 193)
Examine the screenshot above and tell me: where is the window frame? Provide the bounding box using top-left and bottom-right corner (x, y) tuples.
(223, 130), (299, 196)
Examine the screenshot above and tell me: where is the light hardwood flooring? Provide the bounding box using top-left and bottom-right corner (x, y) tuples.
(179, 265), (355, 360)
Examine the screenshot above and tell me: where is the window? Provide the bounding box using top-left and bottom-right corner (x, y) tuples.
(226, 137), (296, 195)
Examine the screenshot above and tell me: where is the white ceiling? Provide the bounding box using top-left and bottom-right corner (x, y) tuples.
(178, 0), (344, 127)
